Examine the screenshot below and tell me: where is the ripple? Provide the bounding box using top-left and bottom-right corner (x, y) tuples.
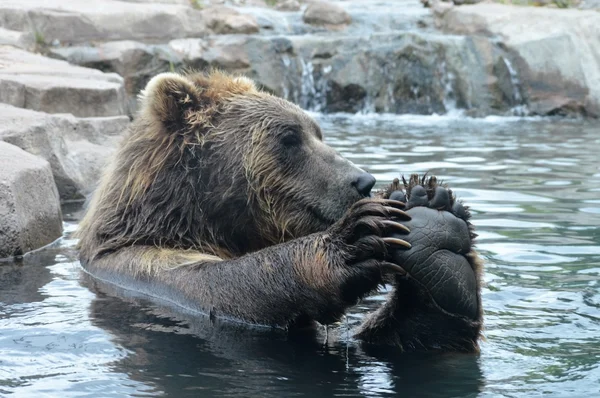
(580, 207), (600, 214)
(445, 156), (486, 163)
(473, 219), (556, 229)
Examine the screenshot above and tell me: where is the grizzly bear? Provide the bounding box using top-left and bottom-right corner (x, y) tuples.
(77, 71), (482, 352)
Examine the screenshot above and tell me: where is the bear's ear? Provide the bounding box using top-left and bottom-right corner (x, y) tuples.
(139, 73), (208, 131)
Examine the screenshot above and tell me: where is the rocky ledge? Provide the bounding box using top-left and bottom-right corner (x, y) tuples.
(0, 46), (127, 117)
(0, 142), (63, 258)
(434, 2), (600, 117)
(2, 0), (599, 118)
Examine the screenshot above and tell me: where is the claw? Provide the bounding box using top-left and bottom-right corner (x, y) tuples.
(385, 207), (411, 221)
(380, 262), (407, 275)
(381, 199), (406, 208)
(381, 220), (410, 234)
(383, 237), (412, 249)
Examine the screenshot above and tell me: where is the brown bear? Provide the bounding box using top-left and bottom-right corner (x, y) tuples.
(77, 71), (483, 352)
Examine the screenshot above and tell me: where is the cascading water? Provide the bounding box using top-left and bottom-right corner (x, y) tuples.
(299, 58), (329, 112)
(281, 54), (329, 112)
(359, 60), (378, 114)
(379, 61), (397, 114)
(280, 54), (294, 104)
(438, 61), (460, 116)
(277, 40), (530, 117)
(299, 58), (315, 110)
(502, 56), (529, 116)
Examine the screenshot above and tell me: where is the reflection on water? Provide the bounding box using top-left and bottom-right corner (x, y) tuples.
(1, 114), (599, 397)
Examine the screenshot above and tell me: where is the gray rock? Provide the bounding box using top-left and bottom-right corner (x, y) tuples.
(169, 36), (251, 70)
(49, 41), (181, 115)
(202, 6), (260, 34)
(275, 0), (302, 11)
(0, 104), (128, 200)
(303, 2), (352, 26)
(0, 45), (128, 117)
(0, 142), (62, 259)
(578, 0), (600, 8)
(0, 0), (207, 44)
(438, 3), (600, 117)
(0, 27), (32, 49)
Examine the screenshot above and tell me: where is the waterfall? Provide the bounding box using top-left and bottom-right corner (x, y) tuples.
(299, 58), (315, 110)
(382, 62), (397, 113)
(439, 61), (459, 115)
(281, 54), (299, 106)
(360, 93), (376, 115)
(280, 54), (329, 112)
(502, 57), (529, 116)
(299, 59), (329, 112)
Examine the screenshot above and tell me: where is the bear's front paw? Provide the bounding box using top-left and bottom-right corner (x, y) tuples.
(385, 174), (480, 320)
(328, 198), (414, 301)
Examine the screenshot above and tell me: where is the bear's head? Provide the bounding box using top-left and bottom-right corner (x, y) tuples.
(78, 72), (375, 260)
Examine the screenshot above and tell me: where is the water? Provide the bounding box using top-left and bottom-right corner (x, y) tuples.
(1, 114), (599, 397)
(500, 57), (529, 117)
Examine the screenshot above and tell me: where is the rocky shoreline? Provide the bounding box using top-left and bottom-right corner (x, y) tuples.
(1, 0), (599, 258)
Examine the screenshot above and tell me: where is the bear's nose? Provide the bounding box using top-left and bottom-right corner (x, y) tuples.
(354, 172), (376, 197)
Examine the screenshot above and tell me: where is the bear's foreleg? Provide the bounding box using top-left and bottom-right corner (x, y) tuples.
(83, 198), (414, 329)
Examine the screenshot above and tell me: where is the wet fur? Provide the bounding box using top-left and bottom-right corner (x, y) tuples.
(77, 71), (483, 352)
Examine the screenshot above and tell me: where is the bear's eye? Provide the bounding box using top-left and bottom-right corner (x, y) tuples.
(280, 129), (302, 147)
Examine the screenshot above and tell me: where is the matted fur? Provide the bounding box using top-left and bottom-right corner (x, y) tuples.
(77, 71), (301, 271)
(77, 71), (483, 352)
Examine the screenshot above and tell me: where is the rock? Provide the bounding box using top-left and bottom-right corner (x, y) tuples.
(0, 104), (128, 200)
(438, 3), (600, 117)
(429, 0), (455, 16)
(169, 36), (251, 70)
(49, 41), (181, 115)
(202, 6), (260, 34)
(0, 0), (206, 44)
(0, 142), (62, 258)
(234, 33), (510, 116)
(50, 35), (256, 115)
(303, 2), (352, 27)
(452, 0), (485, 4)
(579, 0), (600, 8)
(275, 0), (302, 11)
(0, 28), (31, 49)
(0, 45), (128, 117)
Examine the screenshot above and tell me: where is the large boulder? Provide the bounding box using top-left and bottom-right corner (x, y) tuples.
(0, 104), (128, 200)
(275, 0), (302, 11)
(169, 36), (251, 71)
(302, 2), (352, 27)
(0, 27), (31, 49)
(0, 45), (127, 117)
(202, 6), (260, 34)
(0, 142), (62, 258)
(0, 0), (206, 44)
(49, 41), (180, 114)
(437, 3), (600, 116)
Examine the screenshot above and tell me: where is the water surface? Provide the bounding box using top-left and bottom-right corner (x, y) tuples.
(1, 114), (599, 397)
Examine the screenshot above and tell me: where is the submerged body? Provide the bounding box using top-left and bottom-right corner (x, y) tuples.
(77, 72), (482, 352)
